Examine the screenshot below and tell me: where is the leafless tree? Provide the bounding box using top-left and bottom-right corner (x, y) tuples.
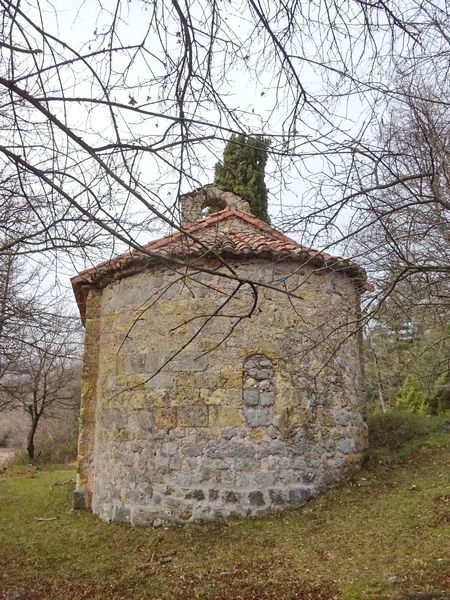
(0, 311), (80, 460)
(349, 80), (450, 322)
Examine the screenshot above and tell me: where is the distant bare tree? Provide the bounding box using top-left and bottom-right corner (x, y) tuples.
(0, 312), (80, 460)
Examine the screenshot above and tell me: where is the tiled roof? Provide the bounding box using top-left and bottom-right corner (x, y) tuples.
(71, 209), (370, 322)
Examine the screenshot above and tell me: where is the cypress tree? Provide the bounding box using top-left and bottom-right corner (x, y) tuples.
(214, 134), (270, 223)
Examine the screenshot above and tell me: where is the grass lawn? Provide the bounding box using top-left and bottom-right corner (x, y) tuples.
(0, 414), (449, 600)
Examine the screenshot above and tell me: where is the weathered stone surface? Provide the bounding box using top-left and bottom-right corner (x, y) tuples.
(177, 405), (208, 427)
(244, 408), (271, 427)
(243, 389), (259, 406)
(260, 392), (275, 406)
(268, 489), (286, 505)
(185, 489), (205, 500)
(223, 490), (240, 503)
(75, 251), (367, 524)
(249, 491), (265, 506)
(209, 489), (219, 501)
(288, 488), (313, 506)
(113, 505), (131, 522)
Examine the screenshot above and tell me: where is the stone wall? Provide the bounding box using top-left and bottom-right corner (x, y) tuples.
(76, 258), (367, 525)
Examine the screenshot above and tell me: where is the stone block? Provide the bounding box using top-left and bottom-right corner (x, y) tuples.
(278, 470), (295, 485)
(221, 426), (240, 440)
(244, 408), (271, 427)
(223, 490), (240, 503)
(248, 491), (265, 506)
(172, 386), (200, 405)
(243, 389), (259, 406)
(235, 457), (259, 471)
(212, 459), (230, 471)
(199, 388), (213, 402)
(219, 471), (237, 486)
(250, 427), (265, 441)
(182, 441), (204, 457)
(204, 440), (227, 459)
(185, 489), (205, 500)
(204, 388), (226, 405)
(153, 407), (177, 430)
(178, 473), (202, 486)
(220, 368), (242, 389)
(170, 354), (209, 372)
(162, 441), (178, 456)
(317, 408), (336, 427)
(209, 489), (219, 501)
(259, 359), (273, 369)
(253, 369), (272, 381)
(208, 406), (242, 427)
(292, 456), (307, 470)
(288, 487), (312, 506)
(260, 392), (275, 406)
(334, 408), (353, 426)
(101, 410), (128, 429)
(259, 379), (273, 391)
(302, 472), (316, 484)
(268, 489), (286, 505)
(169, 457), (182, 471)
(154, 455), (170, 470)
(336, 439), (354, 454)
(135, 410), (154, 431)
(101, 411), (115, 429)
(245, 377), (257, 388)
(226, 442), (254, 458)
(177, 404), (208, 427)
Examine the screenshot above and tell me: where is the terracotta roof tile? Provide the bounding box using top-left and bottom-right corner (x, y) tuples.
(72, 209), (370, 322)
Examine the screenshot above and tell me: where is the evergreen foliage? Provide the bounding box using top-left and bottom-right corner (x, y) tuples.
(429, 371), (450, 415)
(395, 375), (428, 415)
(214, 135), (271, 223)
(365, 321), (450, 416)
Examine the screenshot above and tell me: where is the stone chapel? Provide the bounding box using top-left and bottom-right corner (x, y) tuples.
(71, 185), (369, 525)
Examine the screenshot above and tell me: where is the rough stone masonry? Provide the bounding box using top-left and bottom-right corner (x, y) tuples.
(71, 186), (369, 526)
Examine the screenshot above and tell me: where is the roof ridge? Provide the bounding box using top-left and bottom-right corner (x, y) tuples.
(173, 208), (304, 246)
(73, 211), (313, 281)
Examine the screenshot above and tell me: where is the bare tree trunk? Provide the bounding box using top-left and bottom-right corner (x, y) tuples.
(26, 418), (38, 460)
(0, 251), (13, 339)
(369, 340), (387, 413)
